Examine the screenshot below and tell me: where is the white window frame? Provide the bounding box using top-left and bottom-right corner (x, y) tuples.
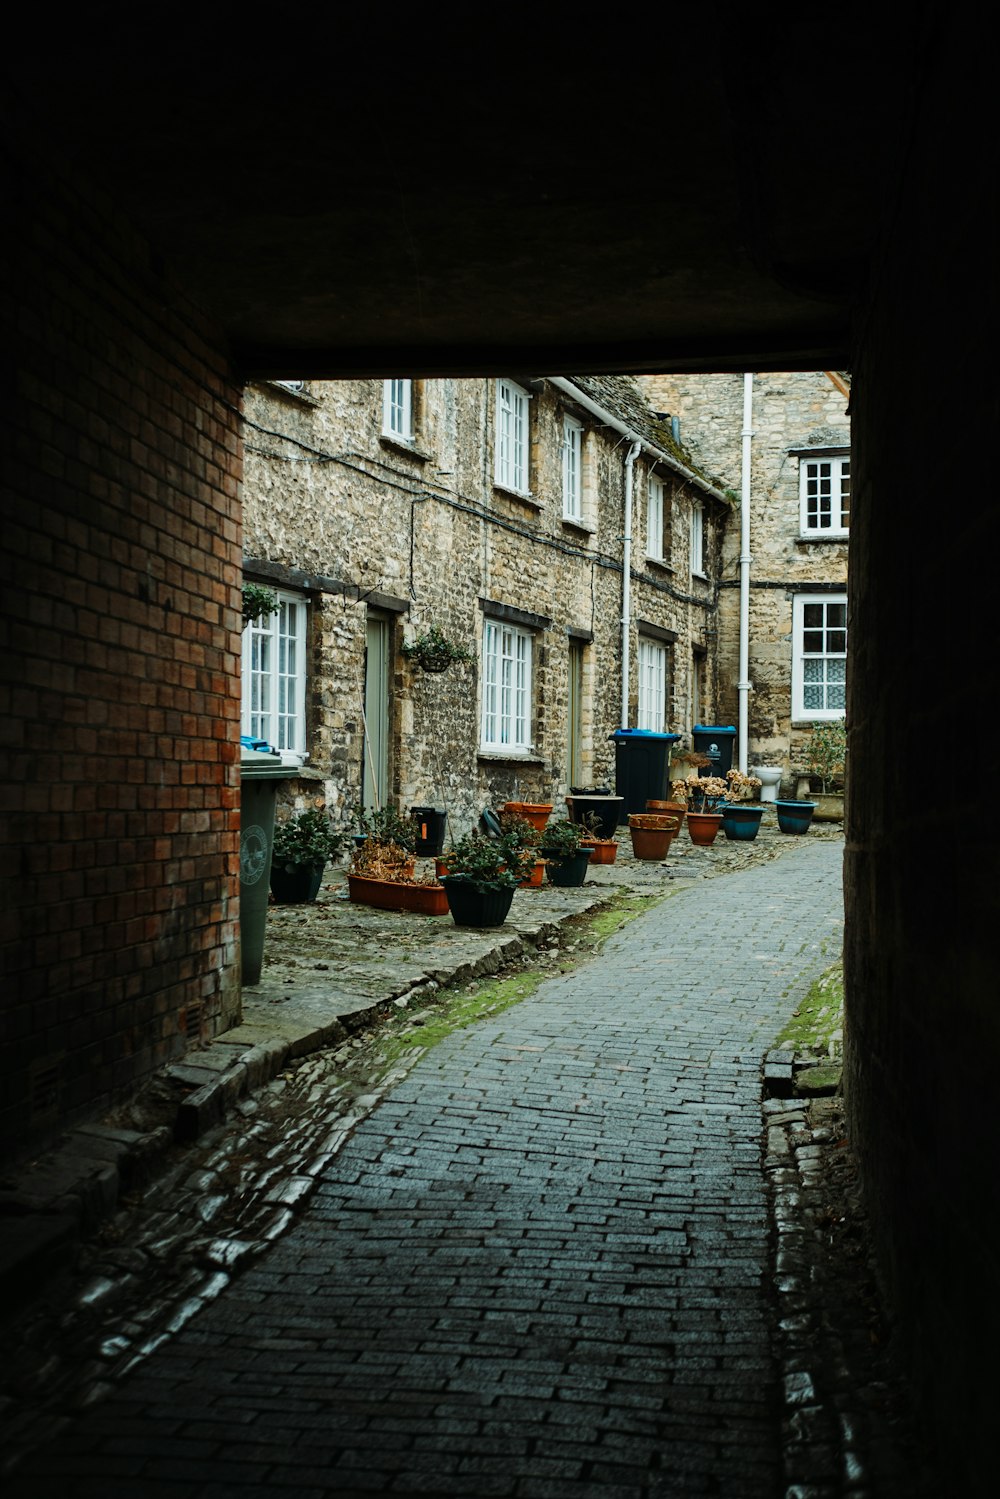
(792, 593), (847, 721)
(637, 638), (668, 731)
(241, 588), (308, 754)
(799, 453), (850, 537)
(480, 619), (533, 752)
(561, 415), (584, 521)
(647, 475), (666, 561)
(690, 499), (705, 576)
(495, 379), (531, 495)
(382, 378), (413, 441)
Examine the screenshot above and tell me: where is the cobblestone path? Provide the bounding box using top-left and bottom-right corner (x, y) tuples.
(8, 840), (844, 1497)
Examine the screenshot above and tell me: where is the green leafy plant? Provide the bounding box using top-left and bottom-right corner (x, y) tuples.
(401, 625), (473, 673)
(539, 817), (586, 862)
(272, 809), (346, 871)
(441, 830), (533, 890)
(242, 582), (278, 627)
(498, 811), (542, 852)
(806, 722), (847, 793)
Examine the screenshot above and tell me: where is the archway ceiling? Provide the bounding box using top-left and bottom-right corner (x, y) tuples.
(7, 14), (920, 378)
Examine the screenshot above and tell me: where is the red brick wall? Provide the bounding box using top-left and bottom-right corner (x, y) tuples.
(0, 141), (243, 1151)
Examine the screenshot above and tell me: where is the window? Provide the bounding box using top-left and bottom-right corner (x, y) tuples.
(242, 589), (307, 753)
(495, 379), (530, 493)
(792, 593), (847, 720)
(800, 453), (850, 535)
(561, 415), (583, 521)
(382, 378), (413, 441)
(690, 499), (705, 575)
(481, 619), (532, 751)
(647, 475), (666, 561)
(637, 638), (668, 731)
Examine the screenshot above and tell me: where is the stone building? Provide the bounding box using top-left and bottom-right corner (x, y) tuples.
(241, 375), (730, 832)
(640, 373), (850, 791)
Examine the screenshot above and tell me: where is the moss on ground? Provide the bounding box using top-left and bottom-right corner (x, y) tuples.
(369, 891), (663, 1069)
(774, 960), (844, 1056)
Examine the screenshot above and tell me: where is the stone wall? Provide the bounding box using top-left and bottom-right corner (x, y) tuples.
(242, 378), (727, 836)
(1, 141), (243, 1149)
(640, 373), (849, 789)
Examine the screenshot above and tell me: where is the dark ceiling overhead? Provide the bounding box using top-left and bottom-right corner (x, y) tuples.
(3, 9), (928, 377)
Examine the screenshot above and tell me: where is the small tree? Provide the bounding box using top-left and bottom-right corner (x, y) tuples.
(806, 722), (847, 793)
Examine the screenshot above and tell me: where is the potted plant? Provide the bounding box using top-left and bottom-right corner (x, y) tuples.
(685, 775), (727, 845)
(565, 786), (624, 838)
(270, 808), (347, 903)
(439, 829), (532, 927)
(804, 721), (847, 821)
(577, 810), (619, 865)
(539, 817), (593, 886)
(347, 805), (448, 913)
(242, 582), (277, 627)
(401, 625), (473, 673)
(498, 811), (546, 887)
(645, 777), (692, 831)
(720, 769), (765, 841)
(503, 798), (554, 832)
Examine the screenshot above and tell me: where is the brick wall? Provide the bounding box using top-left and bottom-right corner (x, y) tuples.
(0, 141), (243, 1151)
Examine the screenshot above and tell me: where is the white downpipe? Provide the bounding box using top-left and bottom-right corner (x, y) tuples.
(737, 373), (754, 774)
(621, 441), (641, 728)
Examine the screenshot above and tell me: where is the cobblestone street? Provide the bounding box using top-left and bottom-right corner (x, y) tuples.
(1, 832), (938, 1496)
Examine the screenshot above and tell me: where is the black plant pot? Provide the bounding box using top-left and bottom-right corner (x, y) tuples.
(543, 847), (593, 887)
(565, 795), (624, 839)
(269, 863), (325, 903)
(441, 878), (515, 928)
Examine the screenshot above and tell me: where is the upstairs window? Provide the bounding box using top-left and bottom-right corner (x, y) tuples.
(792, 593), (847, 720)
(495, 379), (530, 494)
(562, 415), (584, 521)
(637, 638), (668, 731)
(647, 475), (666, 561)
(481, 619), (532, 751)
(690, 499), (706, 576)
(242, 590), (307, 753)
(382, 378), (413, 441)
(800, 453), (850, 536)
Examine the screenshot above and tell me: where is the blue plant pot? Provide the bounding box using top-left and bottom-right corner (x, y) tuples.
(775, 800), (816, 835)
(720, 804), (765, 841)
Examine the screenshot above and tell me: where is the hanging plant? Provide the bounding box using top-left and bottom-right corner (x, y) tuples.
(401, 625), (474, 673)
(242, 582), (277, 627)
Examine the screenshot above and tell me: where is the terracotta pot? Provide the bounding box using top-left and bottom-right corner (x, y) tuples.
(347, 874), (448, 915)
(580, 838), (618, 865)
(519, 858), (546, 888)
(628, 813), (679, 860)
(686, 811), (723, 847)
(503, 801), (553, 832)
(646, 799), (687, 831)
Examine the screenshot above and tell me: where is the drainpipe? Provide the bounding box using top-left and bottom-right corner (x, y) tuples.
(621, 440), (641, 727)
(737, 374), (754, 773)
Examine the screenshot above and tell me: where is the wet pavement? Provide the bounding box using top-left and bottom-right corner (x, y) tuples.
(0, 822), (939, 1496)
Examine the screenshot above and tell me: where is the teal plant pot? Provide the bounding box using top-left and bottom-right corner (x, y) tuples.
(775, 800), (816, 835)
(720, 804), (765, 841)
(543, 847), (593, 887)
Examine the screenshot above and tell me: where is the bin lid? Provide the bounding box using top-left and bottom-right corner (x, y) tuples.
(240, 747), (287, 779)
(692, 724), (736, 736)
(609, 729), (680, 741)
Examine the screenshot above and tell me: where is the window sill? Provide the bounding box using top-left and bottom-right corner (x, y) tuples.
(493, 483), (541, 511)
(796, 532), (849, 544)
(477, 749), (545, 766)
(562, 515), (595, 536)
(690, 570), (709, 582)
(265, 381), (320, 408)
(645, 554), (673, 572)
(379, 434), (432, 462)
